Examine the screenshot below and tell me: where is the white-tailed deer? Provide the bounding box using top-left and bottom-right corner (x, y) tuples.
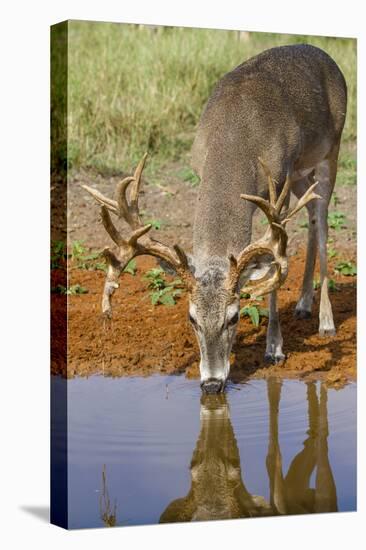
(83, 44), (347, 392)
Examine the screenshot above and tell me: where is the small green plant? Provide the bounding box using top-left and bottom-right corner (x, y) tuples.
(123, 259), (137, 276)
(313, 278), (337, 291)
(87, 257), (137, 274)
(240, 305), (269, 327)
(68, 241), (137, 275)
(143, 267), (183, 305)
(52, 284), (88, 295)
(70, 240), (102, 269)
(334, 261), (357, 276)
(328, 279), (337, 291)
(71, 240), (87, 262)
(143, 267), (165, 288)
(178, 167), (200, 187)
(51, 240), (67, 268)
(328, 212), (347, 231)
(145, 219), (163, 230)
(327, 246), (338, 259)
(76, 252), (102, 269)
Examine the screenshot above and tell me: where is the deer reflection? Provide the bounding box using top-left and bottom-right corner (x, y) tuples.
(267, 380), (337, 515)
(160, 379), (337, 523)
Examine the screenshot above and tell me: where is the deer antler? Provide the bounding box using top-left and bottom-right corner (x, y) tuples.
(226, 158), (321, 297)
(82, 154), (193, 318)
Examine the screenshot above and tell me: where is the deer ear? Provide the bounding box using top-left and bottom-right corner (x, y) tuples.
(158, 254), (196, 277)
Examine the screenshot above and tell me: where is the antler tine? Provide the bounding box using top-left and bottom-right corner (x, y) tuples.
(115, 153), (148, 228)
(130, 152), (148, 208)
(240, 193), (277, 222)
(282, 182), (322, 224)
(100, 206), (125, 246)
(173, 244), (190, 270)
(241, 160), (291, 224)
(128, 223), (153, 246)
(275, 172), (292, 214)
(82, 185), (119, 215)
(116, 176), (136, 225)
(258, 156), (277, 205)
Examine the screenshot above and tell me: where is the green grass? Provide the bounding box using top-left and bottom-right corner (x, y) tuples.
(178, 166), (200, 187)
(328, 211), (347, 230)
(63, 22), (356, 175)
(142, 267), (184, 305)
(337, 149), (357, 186)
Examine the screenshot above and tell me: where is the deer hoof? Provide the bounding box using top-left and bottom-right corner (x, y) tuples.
(319, 327), (336, 338)
(264, 352), (286, 365)
(294, 308), (312, 320)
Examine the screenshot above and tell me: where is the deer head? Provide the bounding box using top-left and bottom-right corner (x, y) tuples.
(83, 154), (319, 392)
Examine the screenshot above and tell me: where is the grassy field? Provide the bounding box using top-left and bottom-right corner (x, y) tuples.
(59, 22), (356, 180)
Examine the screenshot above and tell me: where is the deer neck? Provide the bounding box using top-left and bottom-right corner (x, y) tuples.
(192, 165), (256, 270)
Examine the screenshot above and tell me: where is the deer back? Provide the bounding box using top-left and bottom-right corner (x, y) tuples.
(191, 44), (347, 261)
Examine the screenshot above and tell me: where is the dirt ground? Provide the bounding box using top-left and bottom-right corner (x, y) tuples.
(51, 164), (357, 389)
(68, 160), (356, 253)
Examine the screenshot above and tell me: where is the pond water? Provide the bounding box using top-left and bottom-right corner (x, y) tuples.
(52, 375), (356, 529)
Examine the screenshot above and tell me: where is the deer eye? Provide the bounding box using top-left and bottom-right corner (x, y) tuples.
(227, 312), (239, 326)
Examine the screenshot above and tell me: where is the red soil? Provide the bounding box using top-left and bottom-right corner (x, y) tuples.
(51, 250), (356, 389)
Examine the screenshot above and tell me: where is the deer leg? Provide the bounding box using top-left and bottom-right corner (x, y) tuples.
(292, 176), (318, 319)
(265, 291), (285, 363)
(316, 187), (335, 336)
(314, 148), (339, 337)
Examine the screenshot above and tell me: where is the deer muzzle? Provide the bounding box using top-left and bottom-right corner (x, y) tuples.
(201, 378), (224, 394)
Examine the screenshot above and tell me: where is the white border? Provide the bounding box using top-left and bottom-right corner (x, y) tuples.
(0, 1), (363, 548)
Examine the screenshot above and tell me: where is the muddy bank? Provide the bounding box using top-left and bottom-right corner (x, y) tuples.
(51, 249), (356, 388)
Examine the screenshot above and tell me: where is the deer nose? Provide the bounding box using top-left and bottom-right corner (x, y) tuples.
(201, 378), (223, 394)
